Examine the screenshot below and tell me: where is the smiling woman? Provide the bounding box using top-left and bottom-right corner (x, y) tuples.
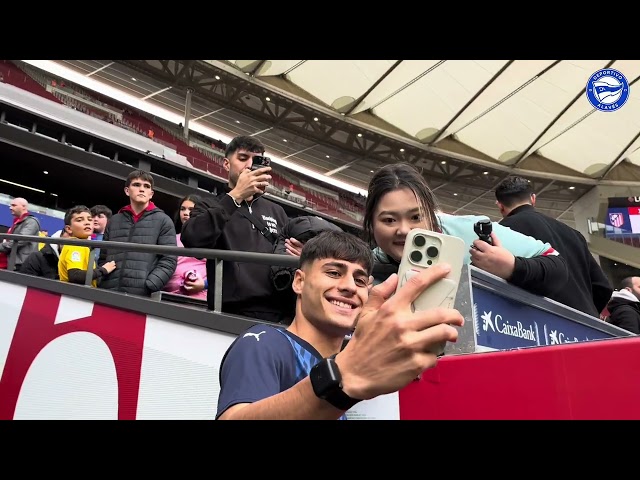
(364, 163), (570, 300)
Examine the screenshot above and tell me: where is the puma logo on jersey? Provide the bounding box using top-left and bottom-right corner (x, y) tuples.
(243, 331), (266, 341)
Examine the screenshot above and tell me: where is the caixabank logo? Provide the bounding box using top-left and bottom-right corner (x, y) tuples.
(586, 68), (630, 112)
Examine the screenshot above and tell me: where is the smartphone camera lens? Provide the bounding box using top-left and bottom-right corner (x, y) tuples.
(410, 250), (422, 263)
(413, 235), (426, 247)
(426, 246), (439, 258)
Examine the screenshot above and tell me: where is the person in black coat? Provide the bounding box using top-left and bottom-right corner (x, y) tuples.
(181, 136), (289, 322)
(494, 175), (612, 317)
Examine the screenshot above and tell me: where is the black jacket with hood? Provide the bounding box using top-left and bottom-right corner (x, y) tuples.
(607, 289), (640, 334)
(181, 189), (289, 322)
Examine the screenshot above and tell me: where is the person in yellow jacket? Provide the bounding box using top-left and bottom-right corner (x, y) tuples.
(58, 205), (116, 287)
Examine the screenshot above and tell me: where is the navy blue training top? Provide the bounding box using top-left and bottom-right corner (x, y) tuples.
(216, 324), (347, 420)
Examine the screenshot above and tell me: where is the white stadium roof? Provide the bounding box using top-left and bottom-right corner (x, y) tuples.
(27, 60), (640, 228)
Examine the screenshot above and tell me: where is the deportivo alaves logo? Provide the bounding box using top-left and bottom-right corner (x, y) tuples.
(479, 310), (537, 342)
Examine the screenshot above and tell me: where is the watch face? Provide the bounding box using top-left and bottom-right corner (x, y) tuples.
(312, 358), (341, 397)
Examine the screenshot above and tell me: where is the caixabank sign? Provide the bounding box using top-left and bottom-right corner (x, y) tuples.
(472, 285), (628, 351)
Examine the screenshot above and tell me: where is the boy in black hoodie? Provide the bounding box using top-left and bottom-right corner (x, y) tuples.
(181, 136), (290, 323)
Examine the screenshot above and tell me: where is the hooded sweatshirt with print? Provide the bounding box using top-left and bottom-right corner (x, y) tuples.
(180, 190), (289, 322)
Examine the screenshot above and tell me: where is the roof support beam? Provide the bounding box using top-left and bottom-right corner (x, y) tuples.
(86, 62), (114, 77)
(430, 60), (515, 145)
(452, 173), (511, 214)
(511, 60), (615, 168)
(344, 60), (403, 115)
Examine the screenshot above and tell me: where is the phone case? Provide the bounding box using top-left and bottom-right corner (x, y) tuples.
(395, 228), (466, 312)
(251, 156), (271, 170)
(395, 229), (466, 356)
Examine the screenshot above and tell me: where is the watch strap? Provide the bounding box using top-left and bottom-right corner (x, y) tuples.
(311, 356), (361, 411)
(324, 384), (361, 411)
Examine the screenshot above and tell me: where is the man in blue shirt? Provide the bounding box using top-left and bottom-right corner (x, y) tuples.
(216, 230), (464, 420)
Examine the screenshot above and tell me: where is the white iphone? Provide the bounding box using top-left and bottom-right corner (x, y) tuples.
(395, 228), (466, 354)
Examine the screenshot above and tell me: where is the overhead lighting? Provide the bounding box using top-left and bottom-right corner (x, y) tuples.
(569, 186), (575, 190)
(313, 117), (319, 122)
(265, 97), (271, 102)
(131, 77), (137, 81)
(400, 148), (404, 152)
(0, 178), (45, 193)
(43, 170), (48, 174)
(483, 171), (489, 175)
(326, 155), (330, 158)
(21, 60), (369, 197)
(283, 139), (287, 142)
(441, 161), (446, 164)
(357, 133), (363, 137)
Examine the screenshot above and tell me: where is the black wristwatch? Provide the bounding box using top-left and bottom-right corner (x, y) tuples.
(309, 355), (361, 411)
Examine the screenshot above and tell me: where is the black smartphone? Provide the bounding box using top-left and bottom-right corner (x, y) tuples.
(251, 155), (271, 171)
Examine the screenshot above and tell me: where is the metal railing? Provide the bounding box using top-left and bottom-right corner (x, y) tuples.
(2, 233), (632, 356)
(0, 233), (397, 314)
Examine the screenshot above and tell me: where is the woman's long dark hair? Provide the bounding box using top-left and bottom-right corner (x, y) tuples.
(174, 193), (202, 234)
(363, 163), (441, 246)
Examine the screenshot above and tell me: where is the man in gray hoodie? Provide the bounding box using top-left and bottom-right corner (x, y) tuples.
(0, 197), (41, 271)
(607, 276), (640, 334)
